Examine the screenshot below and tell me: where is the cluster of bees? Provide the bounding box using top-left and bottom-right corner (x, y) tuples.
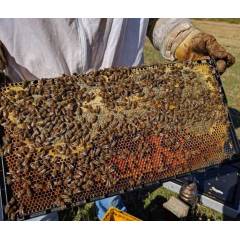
(0, 62), (228, 220)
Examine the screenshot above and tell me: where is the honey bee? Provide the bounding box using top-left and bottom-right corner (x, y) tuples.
(6, 176), (12, 185)
(55, 197), (66, 209)
(26, 187), (32, 198)
(34, 183), (43, 190)
(9, 212), (17, 221)
(60, 163), (65, 174)
(92, 115), (98, 124)
(4, 203), (11, 214)
(105, 179), (112, 188)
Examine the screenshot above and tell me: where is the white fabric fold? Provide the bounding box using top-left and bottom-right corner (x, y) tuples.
(0, 18), (193, 82)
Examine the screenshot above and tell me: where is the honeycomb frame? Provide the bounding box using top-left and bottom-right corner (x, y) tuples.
(0, 59), (238, 220)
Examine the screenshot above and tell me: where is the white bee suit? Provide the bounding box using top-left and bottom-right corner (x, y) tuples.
(0, 18), (193, 82)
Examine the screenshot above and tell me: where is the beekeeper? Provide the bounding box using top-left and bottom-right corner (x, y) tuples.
(0, 18), (235, 220)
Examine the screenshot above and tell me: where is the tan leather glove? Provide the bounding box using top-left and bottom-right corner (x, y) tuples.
(175, 30), (235, 74)
(0, 40), (7, 71)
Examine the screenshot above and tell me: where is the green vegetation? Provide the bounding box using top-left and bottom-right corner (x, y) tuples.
(195, 18), (240, 24)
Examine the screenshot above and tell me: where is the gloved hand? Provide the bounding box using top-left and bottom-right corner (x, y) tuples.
(175, 30), (235, 74)
(0, 40), (7, 71)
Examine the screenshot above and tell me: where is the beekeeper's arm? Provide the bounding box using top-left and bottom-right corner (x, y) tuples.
(147, 18), (235, 74)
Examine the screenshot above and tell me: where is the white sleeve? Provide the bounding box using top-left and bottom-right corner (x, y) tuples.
(150, 18), (196, 61)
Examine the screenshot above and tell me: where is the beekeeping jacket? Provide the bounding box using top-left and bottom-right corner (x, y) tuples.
(0, 18), (194, 82)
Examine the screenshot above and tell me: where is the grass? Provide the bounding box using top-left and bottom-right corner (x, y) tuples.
(59, 19), (240, 221)
(195, 18), (240, 25)
(59, 203), (97, 221)
(59, 185), (223, 221)
(125, 186), (223, 221)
